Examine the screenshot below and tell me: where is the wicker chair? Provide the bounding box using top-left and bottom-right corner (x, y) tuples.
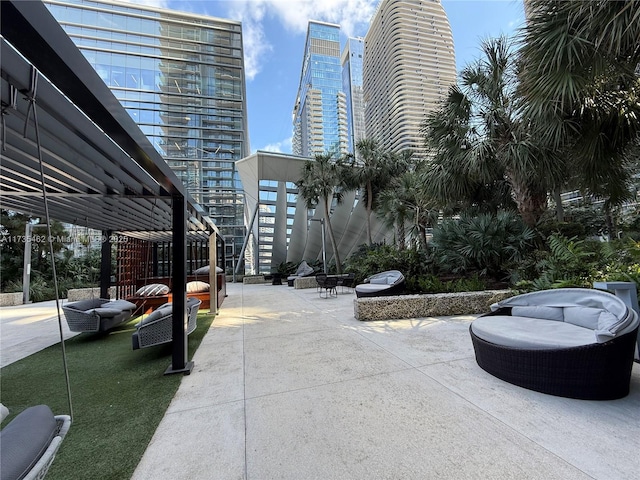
(131, 297), (201, 350)
(355, 270), (405, 298)
(470, 288), (639, 400)
(62, 298), (136, 332)
(0, 405), (71, 480)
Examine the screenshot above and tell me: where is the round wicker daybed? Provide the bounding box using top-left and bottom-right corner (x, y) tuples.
(470, 288), (639, 400)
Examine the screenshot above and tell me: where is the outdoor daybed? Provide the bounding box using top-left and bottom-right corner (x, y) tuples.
(470, 288), (639, 400)
(62, 298), (136, 332)
(0, 404), (71, 480)
(355, 270), (405, 298)
(131, 297), (201, 350)
(287, 261), (315, 286)
(126, 268), (225, 314)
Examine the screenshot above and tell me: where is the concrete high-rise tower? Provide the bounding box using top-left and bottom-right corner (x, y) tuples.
(363, 0), (456, 158)
(292, 21), (349, 158)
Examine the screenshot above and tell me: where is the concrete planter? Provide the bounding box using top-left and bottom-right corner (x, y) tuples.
(0, 292), (23, 307)
(242, 276), (270, 285)
(354, 290), (513, 321)
(67, 287), (116, 302)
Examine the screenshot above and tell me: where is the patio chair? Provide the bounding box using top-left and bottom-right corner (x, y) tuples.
(0, 404), (71, 480)
(132, 297), (201, 350)
(337, 273), (356, 293)
(469, 288), (639, 400)
(355, 270), (405, 298)
(316, 274), (338, 298)
(62, 298), (136, 332)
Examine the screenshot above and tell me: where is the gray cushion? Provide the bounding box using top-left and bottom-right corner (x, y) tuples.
(511, 306), (564, 322)
(0, 405), (57, 480)
(138, 305), (172, 326)
(86, 307), (121, 318)
(471, 315), (596, 350)
(355, 284), (392, 294)
(194, 265), (210, 275)
(102, 299), (136, 311)
(563, 306), (602, 330)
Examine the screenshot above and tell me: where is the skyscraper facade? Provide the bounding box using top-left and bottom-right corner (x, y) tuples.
(45, 0), (250, 270)
(363, 0), (456, 158)
(341, 37), (366, 156)
(292, 21), (348, 158)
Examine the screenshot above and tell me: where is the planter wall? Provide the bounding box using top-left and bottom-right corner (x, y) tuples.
(67, 287), (116, 302)
(354, 290), (513, 321)
(0, 292), (23, 307)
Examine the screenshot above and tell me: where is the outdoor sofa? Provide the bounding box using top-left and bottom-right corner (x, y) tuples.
(470, 288), (639, 400)
(0, 404), (71, 480)
(131, 297), (201, 350)
(62, 298), (136, 333)
(355, 270), (405, 298)
(286, 261), (315, 286)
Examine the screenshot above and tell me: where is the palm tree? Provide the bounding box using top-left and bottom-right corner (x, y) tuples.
(343, 139), (410, 245)
(296, 153), (345, 274)
(377, 167), (439, 250)
(423, 36), (563, 226)
(518, 0), (640, 208)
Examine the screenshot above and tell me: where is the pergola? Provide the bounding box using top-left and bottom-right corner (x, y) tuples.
(0, 0), (220, 374)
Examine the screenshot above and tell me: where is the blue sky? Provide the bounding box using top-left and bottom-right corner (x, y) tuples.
(135, 0), (526, 154)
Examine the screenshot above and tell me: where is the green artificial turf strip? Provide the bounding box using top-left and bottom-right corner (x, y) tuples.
(0, 310), (215, 480)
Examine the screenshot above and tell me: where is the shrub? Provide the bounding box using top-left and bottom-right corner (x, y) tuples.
(343, 243), (432, 284)
(431, 211), (536, 281)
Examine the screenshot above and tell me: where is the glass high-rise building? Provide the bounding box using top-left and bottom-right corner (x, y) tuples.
(341, 37), (366, 156)
(45, 0), (250, 271)
(364, 0), (456, 158)
(292, 21), (348, 158)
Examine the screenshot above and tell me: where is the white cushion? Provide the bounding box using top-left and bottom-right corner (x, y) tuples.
(471, 315), (596, 350)
(511, 306), (563, 322)
(135, 283), (170, 297)
(563, 306), (602, 330)
(186, 281), (209, 293)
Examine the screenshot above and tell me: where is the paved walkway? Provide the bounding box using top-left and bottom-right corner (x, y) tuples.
(0, 299), (77, 368)
(2, 284), (639, 479)
(131, 282), (639, 480)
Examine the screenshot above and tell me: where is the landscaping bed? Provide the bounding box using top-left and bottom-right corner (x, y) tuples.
(353, 289), (513, 321)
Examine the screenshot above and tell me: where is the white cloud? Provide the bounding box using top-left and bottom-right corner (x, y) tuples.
(228, 0), (379, 80)
(257, 136), (292, 154)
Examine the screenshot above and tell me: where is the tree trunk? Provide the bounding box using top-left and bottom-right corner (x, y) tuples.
(506, 170), (547, 227)
(553, 189), (564, 222)
(323, 197), (342, 274)
(365, 181), (373, 245)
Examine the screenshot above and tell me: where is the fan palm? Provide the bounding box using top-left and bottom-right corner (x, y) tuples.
(518, 0), (640, 206)
(423, 36), (563, 226)
(296, 153), (345, 273)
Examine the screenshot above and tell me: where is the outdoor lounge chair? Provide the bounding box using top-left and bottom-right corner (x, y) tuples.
(62, 298), (136, 333)
(0, 404), (71, 480)
(355, 270), (405, 298)
(470, 288), (639, 400)
(131, 297), (201, 350)
(287, 261), (315, 286)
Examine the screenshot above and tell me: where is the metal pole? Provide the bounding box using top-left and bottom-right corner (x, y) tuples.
(22, 222), (32, 304)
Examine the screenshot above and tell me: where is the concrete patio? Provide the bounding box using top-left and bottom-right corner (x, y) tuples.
(1, 282), (638, 479)
(132, 282), (639, 479)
